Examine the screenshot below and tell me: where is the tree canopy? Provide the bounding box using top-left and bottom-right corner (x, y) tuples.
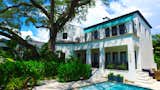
(152, 34), (160, 69)
(0, 0), (111, 59)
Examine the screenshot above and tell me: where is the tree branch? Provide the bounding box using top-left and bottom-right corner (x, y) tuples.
(56, 0), (92, 30)
(30, 0), (50, 19)
(0, 26), (18, 36)
(77, 0), (91, 7)
(0, 31), (13, 39)
(35, 25), (50, 29)
(0, 2), (32, 14)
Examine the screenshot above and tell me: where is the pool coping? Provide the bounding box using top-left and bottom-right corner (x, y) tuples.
(72, 81), (151, 90)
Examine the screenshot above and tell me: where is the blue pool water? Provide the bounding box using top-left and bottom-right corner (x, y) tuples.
(79, 82), (150, 90)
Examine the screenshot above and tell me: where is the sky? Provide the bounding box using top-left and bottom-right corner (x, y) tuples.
(1, 0), (160, 42)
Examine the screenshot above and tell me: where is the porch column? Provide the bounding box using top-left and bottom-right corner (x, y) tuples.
(86, 49), (91, 65)
(137, 48), (142, 70)
(127, 41), (136, 80)
(99, 47), (105, 70)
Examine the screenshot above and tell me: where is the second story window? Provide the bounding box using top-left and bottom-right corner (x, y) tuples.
(105, 28), (110, 37)
(132, 20), (137, 34)
(119, 24), (127, 35)
(112, 26), (117, 36)
(85, 33), (87, 41)
(92, 31), (99, 40)
(63, 33), (67, 39)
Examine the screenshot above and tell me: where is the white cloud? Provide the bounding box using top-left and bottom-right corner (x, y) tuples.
(21, 30), (33, 39)
(155, 25), (160, 29)
(81, 0), (111, 27)
(19, 0), (160, 42)
(21, 29), (49, 42)
(105, 0), (160, 34)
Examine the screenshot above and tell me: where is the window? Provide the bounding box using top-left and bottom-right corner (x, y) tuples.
(132, 20), (137, 34)
(105, 28), (110, 37)
(139, 22), (141, 32)
(120, 51), (127, 64)
(112, 26), (117, 36)
(145, 29), (147, 37)
(92, 53), (99, 68)
(63, 33), (67, 39)
(105, 52), (111, 67)
(112, 52), (118, 64)
(119, 24), (127, 35)
(92, 31), (99, 40)
(85, 33), (87, 41)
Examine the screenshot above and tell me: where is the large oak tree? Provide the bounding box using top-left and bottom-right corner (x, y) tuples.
(0, 0), (111, 56)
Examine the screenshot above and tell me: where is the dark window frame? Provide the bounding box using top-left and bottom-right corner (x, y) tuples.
(119, 24), (127, 35)
(63, 33), (67, 39)
(105, 28), (110, 37)
(91, 53), (99, 68)
(112, 52), (118, 64)
(132, 20), (137, 34)
(112, 26), (118, 36)
(85, 33), (87, 41)
(120, 51), (127, 64)
(92, 30), (99, 40)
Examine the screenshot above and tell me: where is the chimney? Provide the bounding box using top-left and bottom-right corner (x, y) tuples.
(102, 16), (110, 21)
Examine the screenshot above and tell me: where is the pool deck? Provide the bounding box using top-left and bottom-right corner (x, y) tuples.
(33, 77), (107, 90)
(33, 77), (160, 90)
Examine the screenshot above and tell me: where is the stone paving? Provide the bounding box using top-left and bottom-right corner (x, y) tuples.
(33, 77), (107, 90)
(33, 78), (160, 90)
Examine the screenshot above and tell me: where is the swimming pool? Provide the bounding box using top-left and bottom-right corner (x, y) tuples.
(79, 82), (150, 90)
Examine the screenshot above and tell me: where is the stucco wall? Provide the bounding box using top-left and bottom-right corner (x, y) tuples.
(56, 23), (84, 42)
(135, 14), (157, 69)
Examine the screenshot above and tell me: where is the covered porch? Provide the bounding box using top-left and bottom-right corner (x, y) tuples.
(77, 45), (141, 72)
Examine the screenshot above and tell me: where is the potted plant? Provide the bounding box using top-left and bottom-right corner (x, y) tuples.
(108, 73), (114, 81)
(116, 74), (124, 82)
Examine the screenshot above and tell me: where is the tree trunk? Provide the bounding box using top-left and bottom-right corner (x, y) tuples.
(48, 28), (57, 53)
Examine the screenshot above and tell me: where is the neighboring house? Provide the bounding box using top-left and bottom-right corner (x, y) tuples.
(0, 38), (7, 48)
(56, 10), (157, 81)
(28, 40), (45, 48)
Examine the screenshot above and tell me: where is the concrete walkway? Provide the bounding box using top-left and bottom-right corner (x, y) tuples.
(33, 78), (160, 90)
(33, 69), (160, 90)
(33, 78), (107, 90)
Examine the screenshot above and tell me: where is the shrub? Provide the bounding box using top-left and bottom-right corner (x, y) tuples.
(108, 73), (114, 81)
(117, 64), (128, 70)
(44, 61), (58, 77)
(5, 77), (25, 90)
(21, 61), (45, 79)
(106, 64), (115, 69)
(0, 59), (60, 89)
(116, 74), (123, 82)
(0, 61), (17, 86)
(108, 73), (124, 82)
(0, 60), (45, 88)
(57, 60), (91, 82)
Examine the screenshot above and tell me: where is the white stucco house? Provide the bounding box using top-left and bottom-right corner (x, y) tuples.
(55, 10), (157, 82)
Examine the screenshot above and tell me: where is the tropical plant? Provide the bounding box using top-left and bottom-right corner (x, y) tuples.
(108, 73), (124, 82)
(106, 64), (116, 69)
(108, 73), (114, 81)
(152, 34), (160, 69)
(117, 64), (128, 70)
(44, 61), (58, 77)
(0, 59), (62, 88)
(116, 74), (123, 82)
(57, 60), (91, 82)
(5, 77), (25, 90)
